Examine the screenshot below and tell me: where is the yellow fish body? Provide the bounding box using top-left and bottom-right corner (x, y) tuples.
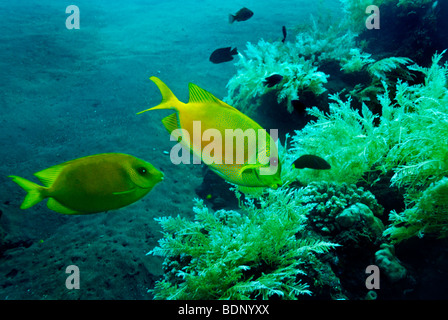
(8, 153), (163, 214)
(138, 77), (281, 190)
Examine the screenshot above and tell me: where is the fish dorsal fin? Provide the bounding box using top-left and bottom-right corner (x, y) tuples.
(47, 198), (81, 215)
(188, 83), (221, 104)
(188, 83), (238, 111)
(33, 164), (66, 187)
(161, 113), (181, 135)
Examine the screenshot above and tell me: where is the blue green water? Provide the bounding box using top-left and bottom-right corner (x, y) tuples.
(1, 0), (447, 301)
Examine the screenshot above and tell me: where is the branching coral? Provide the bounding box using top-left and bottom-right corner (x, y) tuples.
(340, 48), (376, 73)
(382, 50), (448, 191)
(225, 18), (367, 114)
(385, 177), (448, 243)
(288, 93), (389, 185)
(225, 38), (329, 114)
(288, 50), (448, 242)
(367, 57), (413, 81)
(148, 187), (339, 300)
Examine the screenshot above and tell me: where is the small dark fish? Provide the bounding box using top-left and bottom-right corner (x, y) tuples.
(291, 100), (306, 113)
(282, 26), (287, 43)
(209, 47), (238, 64)
(293, 155), (331, 170)
(263, 74), (283, 87)
(229, 7), (254, 24)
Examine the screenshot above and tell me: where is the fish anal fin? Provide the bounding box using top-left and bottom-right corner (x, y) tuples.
(161, 113), (181, 136)
(47, 198), (82, 215)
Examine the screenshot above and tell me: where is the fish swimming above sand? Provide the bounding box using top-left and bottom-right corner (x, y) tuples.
(138, 77), (331, 193)
(138, 77), (281, 192)
(229, 7), (253, 23)
(209, 47), (238, 64)
(8, 153), (163, 214)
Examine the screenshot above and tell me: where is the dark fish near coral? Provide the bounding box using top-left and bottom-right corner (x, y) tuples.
(293, 154), (331, 170)
(291, 100), (307, 113)
(263, 74), (283, 87)
(209, 47), (238, 64)
(282, 26), (287, 43)
(229, 7), (254, 23)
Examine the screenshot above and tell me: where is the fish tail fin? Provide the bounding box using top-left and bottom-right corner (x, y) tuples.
(230, 47), (238, 55)
(228, 14), (235, 24)
(137, 77), (181, 114)
(8, 175), (46, 209)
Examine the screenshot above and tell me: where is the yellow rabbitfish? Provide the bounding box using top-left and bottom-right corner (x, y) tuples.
(138, 77), (281, 191)
(8, 153), (163, 214)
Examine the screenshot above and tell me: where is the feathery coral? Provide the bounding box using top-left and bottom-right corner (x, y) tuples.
(148, 188), (338, 299)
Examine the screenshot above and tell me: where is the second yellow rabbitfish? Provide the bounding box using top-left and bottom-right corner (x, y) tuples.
(138, 77), (281, 190)
(8, 153), (163, 214)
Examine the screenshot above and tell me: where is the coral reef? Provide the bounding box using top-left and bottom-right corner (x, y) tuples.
(147, 0), (448, 300)
(149, 180), (391, 300)
(385, 177), (448, 243)
(300, 182), (384, 249)
(225, 38), (329, 114)
(375, 243), (407, 283)
(288, 50), (448, 243)
(148, 188), (339, 300)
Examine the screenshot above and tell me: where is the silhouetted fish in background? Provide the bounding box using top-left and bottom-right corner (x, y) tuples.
(263, 74), (283, 87)
(291, 100), (307, 114)
(293, 154), (331, 170)
(282, 26), (287, 43)
(229, 7), (254, 23)
(210, 47), (238, 64)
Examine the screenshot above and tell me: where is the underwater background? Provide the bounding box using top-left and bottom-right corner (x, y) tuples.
(1, 0), (448, 300)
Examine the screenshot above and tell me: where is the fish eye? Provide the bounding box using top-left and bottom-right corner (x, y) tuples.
(270, 157), (278, 167)
(137, 167), (148, 175)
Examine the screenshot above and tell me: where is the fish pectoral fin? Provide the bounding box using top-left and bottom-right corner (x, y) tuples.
(239, 164), (263, 181)
(112, 188), (136, 195)
(47, 198), (81, 215)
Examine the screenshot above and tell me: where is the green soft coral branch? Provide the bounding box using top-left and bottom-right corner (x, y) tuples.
(289, 94), (389, 185)
(225, 39), (329, 114)
(384, 177), (448, 243)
